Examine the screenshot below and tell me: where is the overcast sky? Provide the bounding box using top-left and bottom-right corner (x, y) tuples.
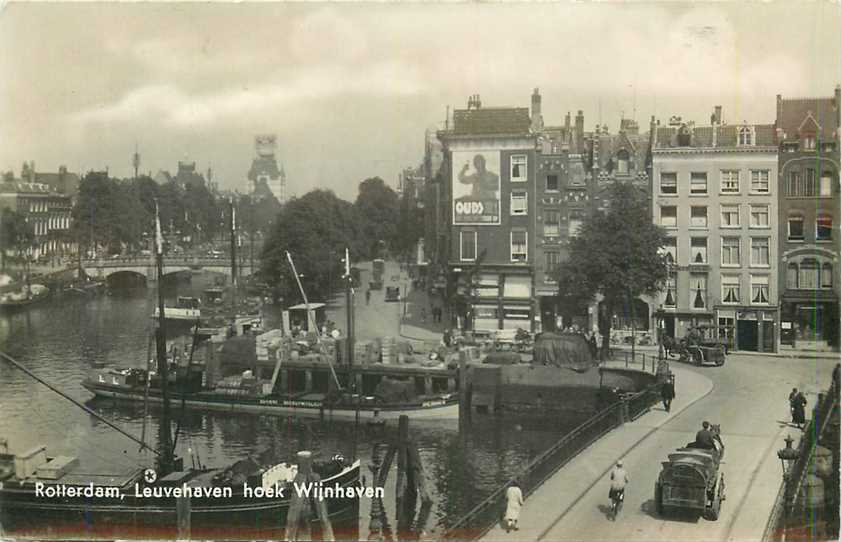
(1, 2), (839, 200)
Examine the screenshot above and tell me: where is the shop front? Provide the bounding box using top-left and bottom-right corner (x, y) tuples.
(721, 307), (777, 353)
(780, 293), (839, 351)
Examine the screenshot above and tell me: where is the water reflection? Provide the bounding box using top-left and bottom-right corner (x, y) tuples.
(0, 274), (585, 529)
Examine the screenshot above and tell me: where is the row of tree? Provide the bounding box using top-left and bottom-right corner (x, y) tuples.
(259, 177), (417, 305)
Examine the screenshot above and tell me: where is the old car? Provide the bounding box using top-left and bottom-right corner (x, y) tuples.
(655, 427), (725, 520)
(385, 286), (400, 302)
(666, 326), (726, 367)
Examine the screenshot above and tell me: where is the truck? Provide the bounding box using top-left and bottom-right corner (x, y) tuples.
(655, 435), (726, 520)
(370, 259), (385, 290)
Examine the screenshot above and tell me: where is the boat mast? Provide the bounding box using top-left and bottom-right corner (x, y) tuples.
(344, 248), (354, 368)
(286, 251), (342, 391)
(229, 197), (238, 290)
(154, 201), (176, 474)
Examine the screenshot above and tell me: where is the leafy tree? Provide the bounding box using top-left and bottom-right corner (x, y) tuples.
(0, 209), (35, 270)
(354, 177), (399, 258)
(260, 190), (363, 306)
(554, 182), (668, 358)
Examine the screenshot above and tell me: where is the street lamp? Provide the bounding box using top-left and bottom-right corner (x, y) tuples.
(777, 434), (799, 476)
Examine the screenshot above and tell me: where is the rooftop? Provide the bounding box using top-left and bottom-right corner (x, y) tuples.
(451, 107), (532, 136)
(777, 95), (838, 141)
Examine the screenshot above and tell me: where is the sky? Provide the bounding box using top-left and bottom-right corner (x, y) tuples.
(1, 2), (839, 201)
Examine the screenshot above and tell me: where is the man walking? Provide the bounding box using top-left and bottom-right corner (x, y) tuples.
(660, 377), (675, 412)
(789, 388), (807, 429)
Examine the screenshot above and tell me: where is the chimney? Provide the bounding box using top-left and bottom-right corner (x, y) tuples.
(531, 88), (543, 132)
(575, 110), (584, 153)
(565, 111), (571, 131)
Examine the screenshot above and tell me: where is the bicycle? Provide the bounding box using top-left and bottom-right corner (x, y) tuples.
(609, 488), (624, 520)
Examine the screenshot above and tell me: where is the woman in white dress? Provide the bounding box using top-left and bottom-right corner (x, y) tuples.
(504, 479), (524, 532)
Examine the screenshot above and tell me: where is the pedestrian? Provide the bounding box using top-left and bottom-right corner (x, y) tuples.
(503, 479), (523, 532)
(443, 328), (452, 348)
(789, 388), (807, 429)
(366, 289), (371, 305)
(833, 363), (840, 390)
(588, 333), (598, 359)
(421, 307), (427, 323)
(660, 378), (675, 412)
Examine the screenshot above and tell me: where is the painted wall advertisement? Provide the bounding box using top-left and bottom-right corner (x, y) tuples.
(452, 150), (501, 225)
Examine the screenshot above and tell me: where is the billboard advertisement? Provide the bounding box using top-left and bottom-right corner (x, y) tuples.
(452, 150), (501, 225)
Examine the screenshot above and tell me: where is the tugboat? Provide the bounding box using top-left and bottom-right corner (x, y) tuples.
(0, 204), (360, 539)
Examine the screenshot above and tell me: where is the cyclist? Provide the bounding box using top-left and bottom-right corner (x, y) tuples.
(608, 459), (629, 519)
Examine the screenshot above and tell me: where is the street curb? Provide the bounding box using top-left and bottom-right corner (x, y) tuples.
(533, 368), (715, 541)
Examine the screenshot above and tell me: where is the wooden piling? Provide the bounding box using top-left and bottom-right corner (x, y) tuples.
(176, 495), (191, 540)
(285, 451), (314, 542)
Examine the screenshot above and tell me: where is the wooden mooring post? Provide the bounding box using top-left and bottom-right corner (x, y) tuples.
(285, 450), (335, 542)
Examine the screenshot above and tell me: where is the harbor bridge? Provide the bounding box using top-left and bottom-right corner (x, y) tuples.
(81, 255), (257, 282)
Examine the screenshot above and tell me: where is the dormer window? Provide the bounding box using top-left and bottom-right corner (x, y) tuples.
(738, 126), (754, 146)
(616, 150), (630, 175)
(677, 125), (692, 146)
(803, 136), (816, 150)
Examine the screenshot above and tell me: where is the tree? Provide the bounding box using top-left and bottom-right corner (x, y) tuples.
(0, 209), (35, 271)
(554, 182), (668, 359)
(354, 177), (400, 258)
(260, 190), (363, 306)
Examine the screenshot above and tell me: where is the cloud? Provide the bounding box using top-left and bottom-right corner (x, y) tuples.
(67, 62), (426, 130)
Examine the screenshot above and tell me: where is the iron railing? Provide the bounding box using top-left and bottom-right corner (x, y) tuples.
(764, 375), (839, 541)
(442, 382), (659, 540)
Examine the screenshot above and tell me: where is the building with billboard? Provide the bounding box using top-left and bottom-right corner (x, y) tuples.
(437, 94), (537, 333)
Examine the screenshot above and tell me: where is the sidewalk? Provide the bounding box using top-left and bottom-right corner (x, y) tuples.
(399, 283), (449, 344)
(480, 365), (714, 542)
(612, 343), (840, 362)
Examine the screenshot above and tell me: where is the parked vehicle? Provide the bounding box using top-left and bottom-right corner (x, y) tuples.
(385, 286), (400, 302)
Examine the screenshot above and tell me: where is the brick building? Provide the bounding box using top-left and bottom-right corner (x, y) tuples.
(437, 94), (538, 332)
(776, 88), (841, 351)
(0, 180), (74, 259)
(651, 108), (779, 352)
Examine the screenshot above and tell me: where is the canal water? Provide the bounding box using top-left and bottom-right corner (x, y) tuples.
(0, 274), (586, 534)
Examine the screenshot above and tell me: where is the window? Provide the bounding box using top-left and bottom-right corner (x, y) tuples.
(751, 237), (770, 266)
(569, 211), (583, 237)
(460, 231), (477, 261)
(821, 263), (833, 288)
(721, 275), (740, 304)
(691, 238), (707, 264)
(510, 155), (527, 182)
(690, 172), (708, 195)
(545, 251), (560, 278)
(803, 136), (816, 150)
(511, 190), (527, 215)
(691, 274), (707, 309)
(750, 170), (770, 193)
(690, 206), (708, 228)
(662, 238), (677, 265)
(750, 205), (770, 228)
(806, 169), (817, 195)
(722, 237), (741, 266)
(720, 170), (740, 193)
(543, 209), (560, 236)
(738, 126), (754, 146)
(820, 173), (833, 197)
(660, 172), (677, 195)
(788, 215), (804, 241)
(511, 230), (527, 262)
(546, 174), (559, 192)
(800, 259), (819, 289)
(751, 276), (770, 304)
(788, 171), (802, 196)
(661, 206), (677, 227)
(787, 263), (799, 290)
(721, 205), (740, 228)
(817, 215), (833, 241)
(664, 273), (676, 307)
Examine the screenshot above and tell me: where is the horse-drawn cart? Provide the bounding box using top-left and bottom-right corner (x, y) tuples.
(655, 433), (726, 520)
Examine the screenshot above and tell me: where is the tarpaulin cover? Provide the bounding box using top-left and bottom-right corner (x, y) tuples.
(374, 377), (416, 403)
(532, 332), (594, 372)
